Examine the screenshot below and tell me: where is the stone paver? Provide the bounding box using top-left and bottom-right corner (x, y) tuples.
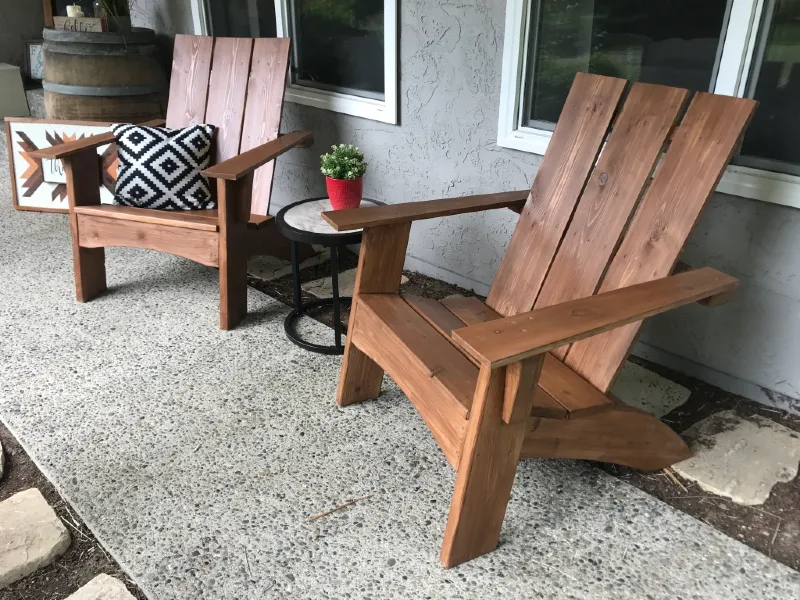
(66, 574), (136, 600)
(302, 268), (407, 298)
(612, 361), (691, 418)
(675, 410), (800, 505)
(248, 248), (330, 282)
(0, 488), (71, 589)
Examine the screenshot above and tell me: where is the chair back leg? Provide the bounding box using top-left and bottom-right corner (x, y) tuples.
(218, 178), (251, 330)
(65, 150), (107, 302)
(440, 359), (540, 568)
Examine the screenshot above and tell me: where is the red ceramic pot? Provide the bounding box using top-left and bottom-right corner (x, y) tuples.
(326, 176), (364, 210)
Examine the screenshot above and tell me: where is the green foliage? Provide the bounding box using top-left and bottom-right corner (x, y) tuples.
(301, 0), (359, 28)
(320, 144), (367, 180)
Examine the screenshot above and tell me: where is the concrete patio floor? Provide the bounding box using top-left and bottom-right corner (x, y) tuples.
(1, 197), (799, 598)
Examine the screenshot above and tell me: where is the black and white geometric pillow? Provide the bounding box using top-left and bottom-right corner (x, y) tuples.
(111, 123), (217, 210)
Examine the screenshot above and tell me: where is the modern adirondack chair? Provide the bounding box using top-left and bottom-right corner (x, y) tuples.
(29, 35), (313, 330)
(321, 73), (757, 568)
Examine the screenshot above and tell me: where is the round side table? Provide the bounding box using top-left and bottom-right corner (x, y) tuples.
(275, 197), (382, 355)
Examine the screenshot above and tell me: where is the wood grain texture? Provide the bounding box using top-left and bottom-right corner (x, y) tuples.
(202, 131), (313, 181)
(5, 121), (18, 210)
(204, 38), (254, 163)
(486, 73), (626, 317)
(166, 35), (214, 129)
(65, 150), (107, 302)
(440, 363), (535, 568)
(534, 83), (688, 359)
(353, 295), (473, 466)
(43, 0), (54, 27)
(403, 294), (467, 338)
(564, 93), (757, 391)
(321, 190), (531, 231)
(453, 268), (738, 368)
(242, 37), (291, 216)
(337, 222), (411, 407)
(522, 397), (692, 470)
(218, 176), (253, 329)
(437, 295), (612, 418)
(503, 356), (543, 424)
(77, 214), (219, 267)
(74, 205), (219, 231)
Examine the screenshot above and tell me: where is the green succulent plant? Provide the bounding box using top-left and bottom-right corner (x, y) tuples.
(320, 144), (367, 180)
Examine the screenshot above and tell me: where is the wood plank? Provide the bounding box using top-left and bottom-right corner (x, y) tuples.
(204, 37), (254, 163)
(535, 83), (688, 359)
(166, 35), (214, 129)
(77, 214), (219, 267)
(436, 295), (612, 419)
(322, 190), (530, 232)
(564, 93), (757, 391)
(74, 205), (219, 231)
(218, 176), (252, 329)
(504, 357), (544, 424)
(241, 37), (291, 216)
(43, 0), (54, 27)
(27, 119), (165, 160)
(486, 73), (627, 317)
(403, 295), (466, 338)
(65, 150), (107, 302)
(521, 399), (692, 471)
(440, 363), (534, 568)
(5, 121), (19, 210)
(337, 223), (411, 407)
(453, 267), (739, 369)
(202, 131), (313, 181)
(354, 294), (474, 467)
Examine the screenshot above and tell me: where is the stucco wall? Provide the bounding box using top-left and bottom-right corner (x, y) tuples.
(145, 0), (800, 413)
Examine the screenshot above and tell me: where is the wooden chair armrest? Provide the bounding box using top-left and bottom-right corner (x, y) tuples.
(452, 267), (738, 368)
(27, 119), (166, 160)
(321, 190), (530, 232)
(202, 131), (314, 181)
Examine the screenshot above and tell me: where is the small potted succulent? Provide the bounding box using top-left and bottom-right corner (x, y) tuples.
(320, 144), (367, 210)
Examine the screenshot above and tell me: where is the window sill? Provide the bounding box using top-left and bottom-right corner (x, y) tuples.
(497, 128), (800, 209)
(285, 85), (397, 125)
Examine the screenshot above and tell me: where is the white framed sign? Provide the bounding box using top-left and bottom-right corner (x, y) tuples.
(5, 118), (117, 213)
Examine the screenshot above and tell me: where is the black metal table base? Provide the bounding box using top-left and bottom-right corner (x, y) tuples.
(284, 297), (353, 355)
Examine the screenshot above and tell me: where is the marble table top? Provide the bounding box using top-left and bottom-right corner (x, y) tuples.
(282, 198), (380, 235)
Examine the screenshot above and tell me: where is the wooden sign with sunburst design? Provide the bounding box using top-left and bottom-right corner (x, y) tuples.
(5, 118), (118, 213)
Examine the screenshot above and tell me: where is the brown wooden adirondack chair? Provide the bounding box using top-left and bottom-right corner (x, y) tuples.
(29, 35), (313, 330)
(321, 73), (757, 568)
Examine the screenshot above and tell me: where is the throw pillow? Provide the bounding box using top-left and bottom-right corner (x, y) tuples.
(112, 123), (217, 210)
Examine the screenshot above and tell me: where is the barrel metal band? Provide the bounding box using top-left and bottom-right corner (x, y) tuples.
(43, 82), (165, 97)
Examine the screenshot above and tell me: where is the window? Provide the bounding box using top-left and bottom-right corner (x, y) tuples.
(498, 0), (800, 207)
(192, 0), (398, 124)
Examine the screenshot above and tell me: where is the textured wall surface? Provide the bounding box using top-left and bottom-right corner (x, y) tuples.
(118, 0), (800, 411)
(0, 1), (45, 67)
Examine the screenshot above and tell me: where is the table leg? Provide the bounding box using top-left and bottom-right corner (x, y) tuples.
(291, 240), (302, 309)
(331, 245), (342, 350)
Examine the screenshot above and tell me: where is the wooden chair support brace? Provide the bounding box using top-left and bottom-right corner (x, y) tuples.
(453, 267), (738, 369)
(218, 175), (254, 330)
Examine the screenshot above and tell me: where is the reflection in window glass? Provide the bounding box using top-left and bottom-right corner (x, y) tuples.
(524, 0), (730, 128)
(288, 0), (385, 99)
(206, 0), (277, 38)
(738, 0), (800, 175)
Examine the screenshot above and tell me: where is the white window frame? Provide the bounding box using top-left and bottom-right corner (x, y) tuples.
(191, 0), (398, 125)
(497, 0), (800, 209)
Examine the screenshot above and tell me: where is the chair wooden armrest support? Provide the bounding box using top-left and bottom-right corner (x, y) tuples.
(452, 267), (738, 368)
(321, 190), (531, 231)
(202, 131), (314, 181)
(27, 119), (166, 160)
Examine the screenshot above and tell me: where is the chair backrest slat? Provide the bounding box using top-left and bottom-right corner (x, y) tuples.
(204, 37), (254, 163)
(563, 92), (756, 391)
(535, 82), (689, 359)
(241, 38), (291, 216)
(486, 73), (626, 317)
(166, 35), (214, 129)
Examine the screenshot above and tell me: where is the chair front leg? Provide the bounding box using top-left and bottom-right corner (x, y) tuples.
(440, 356), (542, 568)
(64, 149), (107, 302)
(337, 222), (410, 406)
(218, 175), (253, 330)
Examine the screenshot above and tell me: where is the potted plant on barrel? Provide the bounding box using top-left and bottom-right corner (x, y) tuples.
(320, 144), (367, 210)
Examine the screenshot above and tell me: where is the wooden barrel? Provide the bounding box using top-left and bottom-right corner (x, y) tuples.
(43, 27), (167, 122)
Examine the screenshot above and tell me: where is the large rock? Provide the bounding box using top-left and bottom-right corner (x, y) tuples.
(0, 488), (71, 589)
(66, 574), (136, 600)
